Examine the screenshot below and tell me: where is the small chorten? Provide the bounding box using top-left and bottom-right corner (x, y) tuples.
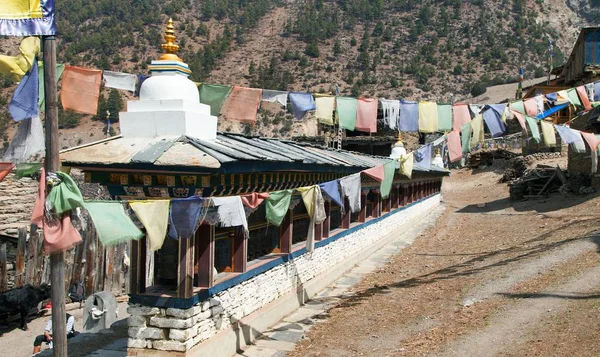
(389, 132), (407, 159)
(432, 148), (444, 168)
(119, 19), (217, 140)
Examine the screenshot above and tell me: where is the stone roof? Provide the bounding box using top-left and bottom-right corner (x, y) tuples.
(0, 172), (37, 238)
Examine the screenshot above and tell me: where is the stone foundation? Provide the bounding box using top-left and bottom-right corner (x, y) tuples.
(127, 194), (441, 354)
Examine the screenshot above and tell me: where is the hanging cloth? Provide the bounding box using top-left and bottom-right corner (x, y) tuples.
(399, 100), (418, 132)
(220, 86), (262, 122)
(103, 71), (137, 92)
(452, 103), (471, 131)
(447, 130), (462, 163)
(261, 89), (288, 107)
(362, 164), (385, 182)
(539, 120), (556, 147)
(414, 144), (432, 169)
(469, 104), (483, 117)
(241, 192), (270, 210)
(511, 110), (528, 134)
(167, 197), (204, 239)
(15, 162), (42, 178)
(555, 125), (586, 153)
(418, 102), (439, 133)
(437, 103), (453, 132)
(135, 74), (149, 97)
(43, 213), (82, 255)
(400, 152), (414, 179)
(297, 186), (326, 253)
(38, 62), (64, 110)
(534, 95), (545, 115)
(525, 116), (541, 143)
(315, 95), (336, 125)
(211, 196), (248, 235)
(0, 37), (39, 82)
(319, 180), (343, 208)
(31, 168), (45, 226)
(576, 86), (592, 111)
(199, 83), (232, 117)
(585, 83), (595, 102)
(337, 96), (358, 130)
(567, 88), (582, 108)
(0, 163), (14, 183)
(129, 200), (170, 251)
(581, 131), (600, 152)
(523, 98), (538, 116)
(460, 122), (473, 154)
(380, 161), (396, 199)
(595, 82), (600, 101)
(355, 98), (378, 133)
(289, 92), (316, 120)
(46, 172), (85, 215)
(60, 65), (102, 115)
(470, 115), (484, 147)
(85, 201), (144, 246)
(265, 190), (293, 226)
(556, 90), (571, 105)
(509, 100), (526, 115)
(2, 115), (45, 163)
(380, 99), (399, 130)
(9, 59), (38, 121)
(482, 104), (506, 137)
(339, 173), (361, 213)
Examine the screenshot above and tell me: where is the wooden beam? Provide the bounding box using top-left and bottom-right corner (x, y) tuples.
(280, 210), (293, 254)
(178, 236), (194, 298)
(196, 224), (215, 288)
(322, 201), (331, 238)
(233, 227), (247, 273)
(139, 236), (147, 294)
(16, 227), (26, 287)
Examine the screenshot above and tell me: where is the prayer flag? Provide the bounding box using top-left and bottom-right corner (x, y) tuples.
(540, 120), (556, 147)
(85, 201), (144, 246)
(43, 213), (82, 255)
(199, 83), (232, 117)
(0, 163), (14, 182)
(241, 193), (270, 210)
(289, 92), (316, 120)
(0, 37), (39, 82)
(524, 98), (538, 116)
(447, 130), (462, 163)
(511, 110), (528, 134)
(400, 152), (414, 179)
(355, 98), (378, 133)
(460, 122), (472, 154)
(315, 95), (336, 125)
(581, 131), (600, 151)
(339, 173), (361, 213)
(594, 82), (600, 101)
(414, 144), (432, 169)
(220, 86), (262, 122)
(319, 180), (343, 208)
(261, 90), (288, 107)
(576, 86), (592, 111)
(129, 200), (170, 251)
(525, 116), (541, 143)
(9, 59), (38, 121)
(60, 65), (102, 115)
(470, 115), (484, 147)
(337, 97), (358, 131)
(46, 172), (84, 215)
(168, 197), (204, 239)
(380, 161), (396, 199)
(509, 100), (526, 114)
(437, 104), (453, 132)
(399, 100), (418, 132)
(362, 164), (385, 182)
(265, 190), (293, 226)
(38, 62), (64, 110)
(567, 88), (582, 108)
(0, 0), (56, 36)
(418, 102), (438, 133)
(482, 104), (506, 138)
(103, 71), (137, 92)
(380, 99), (399, 130)
(452, 104), (471, 131)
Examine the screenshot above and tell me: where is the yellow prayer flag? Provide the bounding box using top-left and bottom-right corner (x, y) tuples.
(540, 120), (557, 147)
(0, 36), (40, 82)
(315, 96), (336, 125)
(0, 0), (43, 19)
(418, 102), (439, 133)
(400, 152), (414, 179)
(297, 186), (316, 218)
(470, 114), (484, 146)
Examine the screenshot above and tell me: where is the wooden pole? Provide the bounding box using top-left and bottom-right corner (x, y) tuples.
(43, 35), (67, 357)
(0, 244), (7, 292)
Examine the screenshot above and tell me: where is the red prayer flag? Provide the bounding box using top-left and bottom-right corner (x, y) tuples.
(576, 86), (592, 111)
(60, 65), (102, 115)
(447, 130), (462, 163)
(241, 192), (270, 209)
(220, 86), (262, 122)
(355, 98), (378, 133)
(452, 104), (471, 131)
(362, 164), (385, 182)
(0, 162), (14, 182)
(524, 98), (538, 116)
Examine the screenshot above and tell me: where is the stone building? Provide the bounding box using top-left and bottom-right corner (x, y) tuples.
(61, 21), (448, 356)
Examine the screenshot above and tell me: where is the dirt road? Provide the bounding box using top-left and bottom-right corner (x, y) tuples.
(289, 160), (600, 357)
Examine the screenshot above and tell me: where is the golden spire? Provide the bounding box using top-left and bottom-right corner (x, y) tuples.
(160, 18), (183, 62)
(395, 132), (403, 146)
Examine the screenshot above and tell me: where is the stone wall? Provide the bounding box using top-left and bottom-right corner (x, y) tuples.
(0, 174), (37, 237)
(127, 194), (441, 353)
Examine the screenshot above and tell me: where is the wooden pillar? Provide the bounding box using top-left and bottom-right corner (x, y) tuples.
(372, 190), (381, 218)
(16, 227), (26, 287)
(358, 191), (367, 222)
(384, 194), (392, 213)
(233, 227), (247, 273)
(400, 185), (407, 206)
(418, 182), (423, 199)
(392, 186), (399, 209)
(178, 235), (194, 298)
(342, 198), (351, 228)
(322, 201), (331, 239)
(196, 224), (214, 288)
(280, 210), (293, 254)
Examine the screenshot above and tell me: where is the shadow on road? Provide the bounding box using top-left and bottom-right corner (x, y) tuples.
(496, 292), (600, 300)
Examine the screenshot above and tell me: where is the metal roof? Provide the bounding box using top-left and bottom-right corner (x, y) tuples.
(60, 132), (448, 176)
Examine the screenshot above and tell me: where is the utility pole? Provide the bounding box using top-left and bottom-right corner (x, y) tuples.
(43, 35), (67, 357)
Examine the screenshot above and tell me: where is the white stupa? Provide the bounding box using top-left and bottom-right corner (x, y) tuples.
(432, 148), (444, 169)
(389, 133), (407, 160)
(119, 19), (217, 140)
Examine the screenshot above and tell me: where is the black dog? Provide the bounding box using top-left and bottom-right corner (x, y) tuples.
(0, 284), (51, 330)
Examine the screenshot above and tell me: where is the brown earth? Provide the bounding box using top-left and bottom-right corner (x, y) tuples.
(288, 155), (600, 357)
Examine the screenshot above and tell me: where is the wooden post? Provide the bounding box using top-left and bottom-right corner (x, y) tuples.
(44, 35), (67, 357)
(0, 244), (6, 292)
(385, 195), (392, 212)
(196, 224), (214, 288)
(359, 191), (367, 222)
(95, 240), (105, 293)
(233, 228), (247, 273)
(26, 225), (38, 284)
(392, 186), (399, 209)
(372, 191), (381, 218)
(34, 228), (45, 286)
(322, 201), (331, 238)
(104, 246), (115, 292)
(86, 228), (97, 295)
(178, 235), (194, 298)
(342, 198), (351, 228)
(280, 210), (293, 254)
(16, 227), (26, 287)
(129, 237), (141, 295)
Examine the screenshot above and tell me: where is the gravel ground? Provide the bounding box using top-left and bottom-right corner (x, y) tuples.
(289, 156), (600, 357)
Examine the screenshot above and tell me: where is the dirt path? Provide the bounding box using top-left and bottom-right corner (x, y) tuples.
(289, 159), (600, 357)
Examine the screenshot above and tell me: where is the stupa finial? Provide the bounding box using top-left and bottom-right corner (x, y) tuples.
(160, 18), (182, 62)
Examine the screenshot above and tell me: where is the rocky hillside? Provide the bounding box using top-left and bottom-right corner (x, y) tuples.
(0, 0), (596, 150)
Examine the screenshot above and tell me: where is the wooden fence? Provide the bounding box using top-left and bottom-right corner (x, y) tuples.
(0, 223), (130, 298)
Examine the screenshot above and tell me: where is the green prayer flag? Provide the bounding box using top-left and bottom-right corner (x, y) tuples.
(14, 162), (42, 178)
(525, 116), (541, 143)
(337, 97), (358, 131)
(437, 104), (453, 132)
(47, 172), (85, 215)
(199, 83), (232, 117)
(265, 189), (293, 226)
(509, 100), (526, 114)
(380, 161), (397, 199)
(460, 122), (472, 154)
(39, 62), (65, 110)
(85, 201), (144, 246)
(567, 88), (582, 108)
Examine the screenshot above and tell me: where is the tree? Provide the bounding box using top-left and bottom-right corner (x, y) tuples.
(305, 41), (320, 58)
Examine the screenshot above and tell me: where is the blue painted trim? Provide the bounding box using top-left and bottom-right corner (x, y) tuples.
(129, 193), (441, 309)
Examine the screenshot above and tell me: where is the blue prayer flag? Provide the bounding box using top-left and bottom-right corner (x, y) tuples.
(9, 60), (38, 121)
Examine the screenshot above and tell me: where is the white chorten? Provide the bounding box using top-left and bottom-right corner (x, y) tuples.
(119, 19), (217, 140)
(389, 133), (407, 160)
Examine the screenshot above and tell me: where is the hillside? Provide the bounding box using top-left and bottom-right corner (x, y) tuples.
(0, 0), (595, 152)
